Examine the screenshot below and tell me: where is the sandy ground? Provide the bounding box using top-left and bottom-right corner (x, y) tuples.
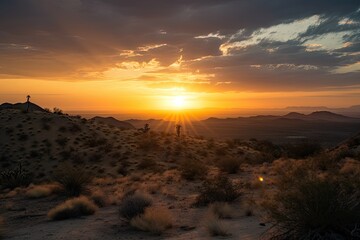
(4, 205), (268, 240)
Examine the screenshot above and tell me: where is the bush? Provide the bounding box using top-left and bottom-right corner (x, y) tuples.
(53, 107), (63, 115)
(137, 135), (159, 151)
(195, 175), (240, 206)
(119, 192), (153, 220)
(209, 202), (234, 219)
(180, 159), (207, 181)
(48, 196), (97, 220)
(0, 163), (32, 189)
(205, 216), (231, 237)
(130, 206), (172, 234)
(25, 184), (61, 199)
(265, 176), (360, 239)
(217, 158), (241, 174)
(54, 165), (92, 196)
(137, 158), (157, 170)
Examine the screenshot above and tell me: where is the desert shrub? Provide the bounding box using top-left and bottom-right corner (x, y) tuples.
(56, 137), (68, 147)
(137, 158), (157, 170)
(209, 202), (234, 219)
(130, 206), (172, 234)
(179, 159), (207, 181)
(265, 176), (360, 240)
(283, 140), (322, 159)
(217, 157), (241, 174)
(54, 165), (92, 196)
(18, 133), (28, 141)
(195, 175), (240, 206)
(85, 137), (107, 147)
(90, 190), (109, 207)
(119, 192), (153, 220)
(215, 146), (228, 156)
(207, 138), (215, 148)
(68, 123), (81, 132)
(137, 135), (159, 151)
(25, 184), (61, 199)
(53, 107), (63, 115)
(310, 152), (338, 171)
(205, 216), (231, 237)
(274, 159), (312, 190)
(0, 163), (32, 189)
(48, 196), (97, 220)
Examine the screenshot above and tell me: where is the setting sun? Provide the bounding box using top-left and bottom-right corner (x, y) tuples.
(172, 96), (186, 109)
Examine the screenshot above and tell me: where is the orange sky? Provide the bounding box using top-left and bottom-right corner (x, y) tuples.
(1, 1), (360, 114)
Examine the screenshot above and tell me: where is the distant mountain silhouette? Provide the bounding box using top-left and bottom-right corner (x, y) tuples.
(91, 116), (135, 130)
(282, 111), (358, 122)
(283, 112), (307, 119)
(0, 102), (46, 112)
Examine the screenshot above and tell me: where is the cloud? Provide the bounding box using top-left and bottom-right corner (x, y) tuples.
(0, 0), (359, 92)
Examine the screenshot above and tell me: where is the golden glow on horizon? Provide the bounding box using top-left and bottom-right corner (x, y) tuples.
(171, 96), (186, 109)
(1, 79), (360, 113)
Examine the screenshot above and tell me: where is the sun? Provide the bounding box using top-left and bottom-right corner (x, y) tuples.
(171, 96), (186, 109)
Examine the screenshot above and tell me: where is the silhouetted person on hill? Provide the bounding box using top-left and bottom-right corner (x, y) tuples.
(26, 95), (31, 112)
(175, 124), (182, 137)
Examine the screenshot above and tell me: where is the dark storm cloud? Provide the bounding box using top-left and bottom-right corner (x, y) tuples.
(0, 0), (359, 91)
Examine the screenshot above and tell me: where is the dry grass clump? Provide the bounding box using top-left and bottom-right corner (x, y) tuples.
(340, 159), (360, 176)
(265, 175), (360, 239)
(195, 175), (240, 206)
(217, 157), (242, 174)
(54, 165), (92, 196)
(205, 215), (231, 237)
(25, 184), (61, 199)
(130, 206), (172, 235)
(119, 192), (153, 220)
(0, 163), (32, 189)
(48, 196), (97, 220)
(179, 159), (208, 181)
(90, 189), (110, 207)
(209, 202), (234, 219)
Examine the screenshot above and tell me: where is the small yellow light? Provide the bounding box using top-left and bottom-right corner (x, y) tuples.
(258, 176), (264, 182)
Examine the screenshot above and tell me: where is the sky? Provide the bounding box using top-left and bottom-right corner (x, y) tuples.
(0, 0), (360, 113)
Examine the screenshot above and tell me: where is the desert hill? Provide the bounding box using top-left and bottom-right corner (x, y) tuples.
(90, 116), (135, 130)
(1, 106), (360, 239)
(0, 102), (46, 113)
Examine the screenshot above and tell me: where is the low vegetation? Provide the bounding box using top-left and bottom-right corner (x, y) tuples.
(195, 175), (240, 206)
(217, 157), (241, 174)
(205, 215), (231, 237)
(25, 184), (58, 199)
(180, 159), (207, 181)
(119, 192), (153, 220)
(130, 206), (172, 235)
(266, 175), (360, 239)
(48, 196), (97, 220)
(54, 165), (93, 196)
(0, 163), (32, 189)
(209, 202), (234, 219)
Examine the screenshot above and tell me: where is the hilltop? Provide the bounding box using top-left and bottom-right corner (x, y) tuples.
(1, 105), (360, 239)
